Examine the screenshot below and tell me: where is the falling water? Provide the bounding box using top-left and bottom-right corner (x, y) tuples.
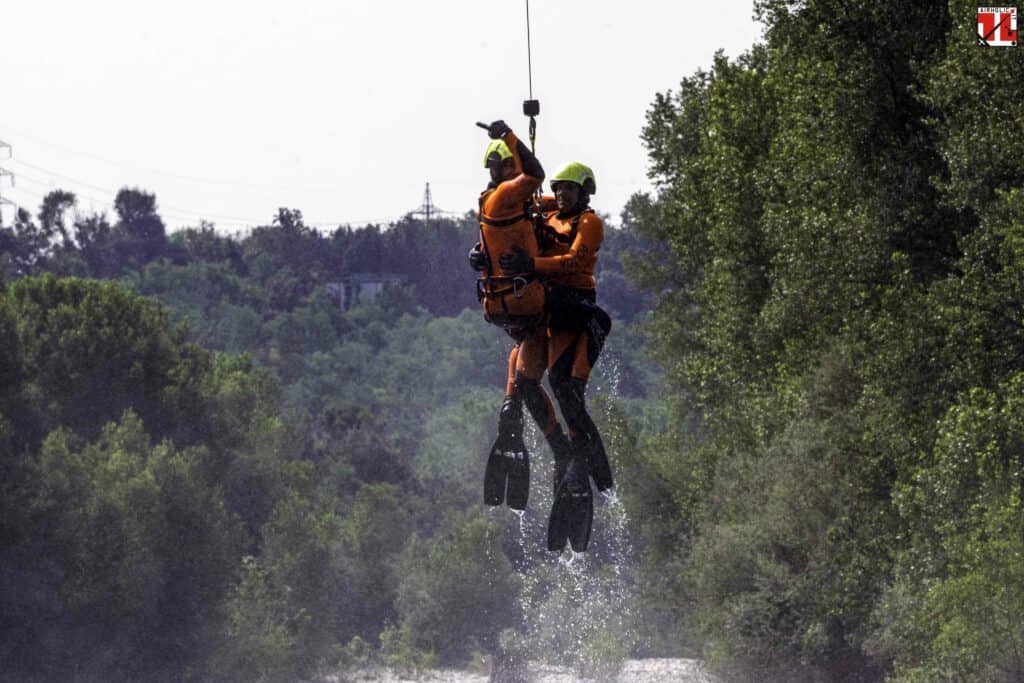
(495, 348), (639, 680)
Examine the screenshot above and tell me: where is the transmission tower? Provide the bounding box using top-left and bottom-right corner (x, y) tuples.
(409, 182), (441, 227)
(0, 141), (13, 226)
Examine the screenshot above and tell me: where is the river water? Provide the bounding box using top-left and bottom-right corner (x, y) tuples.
(327, 657), (717, 682)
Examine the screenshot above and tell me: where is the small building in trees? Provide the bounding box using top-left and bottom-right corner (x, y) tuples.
(326, 273), (408, 310)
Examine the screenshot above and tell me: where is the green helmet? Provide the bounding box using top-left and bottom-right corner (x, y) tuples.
(550, 161), (596, 195)
(483, 140), (513, 167)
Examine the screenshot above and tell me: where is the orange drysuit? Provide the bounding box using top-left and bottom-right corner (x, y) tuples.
(513, 202), (606, 384)
(506, 201), (613, 491)
(476, 132), (545, 333)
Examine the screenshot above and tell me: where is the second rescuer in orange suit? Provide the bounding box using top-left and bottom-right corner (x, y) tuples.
(471, 121), (612, 551)
(500, 163), (614, 501)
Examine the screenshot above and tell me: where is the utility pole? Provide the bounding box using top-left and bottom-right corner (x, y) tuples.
(0, 141), (13, 227)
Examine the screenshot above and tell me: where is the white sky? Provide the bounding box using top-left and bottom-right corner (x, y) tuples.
(1, 1), (764, 233)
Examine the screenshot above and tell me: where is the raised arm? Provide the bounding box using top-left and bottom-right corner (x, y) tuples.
(485, 131), (544, 217)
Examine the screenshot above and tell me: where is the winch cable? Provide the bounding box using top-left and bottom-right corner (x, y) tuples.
(524, 0), (538, 154)
(475, 1), (541, 178)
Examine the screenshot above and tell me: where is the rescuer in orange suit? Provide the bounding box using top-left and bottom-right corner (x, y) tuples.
(472, 145), (613, 551)
(472, 119), (551, 512)
(498, 161), (613, 552)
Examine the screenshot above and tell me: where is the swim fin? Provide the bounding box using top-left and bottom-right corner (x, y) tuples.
(576, 434), (614, 493)
(547, 457), (593, 553)
(483, 432), (530, 510)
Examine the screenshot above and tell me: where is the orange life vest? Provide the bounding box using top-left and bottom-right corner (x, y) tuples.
(534, 205), (602, 290)
(477, 189), (545, 333)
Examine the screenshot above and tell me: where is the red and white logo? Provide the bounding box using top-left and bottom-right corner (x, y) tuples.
(978, 7), (1018, 46)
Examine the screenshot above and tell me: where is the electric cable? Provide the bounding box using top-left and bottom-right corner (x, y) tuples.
(0, 125), (341, 193)
(6, 156), (432, 230)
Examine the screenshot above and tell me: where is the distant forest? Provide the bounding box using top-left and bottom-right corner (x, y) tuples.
(0, 193), (646, 322)
(4, 1), (1024, 681)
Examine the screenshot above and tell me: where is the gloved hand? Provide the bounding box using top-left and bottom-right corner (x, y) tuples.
(499, 246), (534, 273)
(468, 244), (489, 271)
(487, 120), (512, 140)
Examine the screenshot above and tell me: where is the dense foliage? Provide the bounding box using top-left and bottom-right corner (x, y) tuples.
(624, 0), (1024, 679)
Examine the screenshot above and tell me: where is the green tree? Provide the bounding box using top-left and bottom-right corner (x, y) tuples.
(173, 221), (246, 272)
(874, 374), (1024, 680)
(341, 483), (414, 640)
(37, 189), (77, 251)
(73, 211), (115, 276)
(394, 512), (520, 666)
(22, 413), (244, 680)
(413, 388), (495, 509)
(213, 492), (350, 681)
(2, 275), (211, 448)
(0, 276), (298, 680)
(0, 207), (49, 276)
(113, 187), (168, 265)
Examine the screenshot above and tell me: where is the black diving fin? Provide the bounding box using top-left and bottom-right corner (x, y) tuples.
(483, 432), (530, 510)
(547, 457), (593, 552)
(576, 434), (613, 493)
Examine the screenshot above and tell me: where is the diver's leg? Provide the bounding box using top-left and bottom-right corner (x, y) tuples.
(513, 325), (573, 482)
(549, 331), (613, 492)
(545, 330), (599, 552)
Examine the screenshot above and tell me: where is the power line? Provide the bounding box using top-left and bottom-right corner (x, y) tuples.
(5, 154), (410, 230)
(2, 132), (468, 232)
(1, 124), (343, 194)
(13, 173), (251, 229)
(8, 158), (266, 225)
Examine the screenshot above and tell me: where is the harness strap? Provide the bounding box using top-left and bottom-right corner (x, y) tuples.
(477, 273), (538, 300)
(479, 199), (534, 228)
(480, 212), (528, 228)
(476, 192), (541, 313)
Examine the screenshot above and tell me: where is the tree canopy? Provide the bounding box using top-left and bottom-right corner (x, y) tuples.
(624, 0), (1024, 679)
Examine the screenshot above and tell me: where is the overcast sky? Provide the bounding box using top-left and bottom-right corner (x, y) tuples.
(1, 1), (764, 233)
